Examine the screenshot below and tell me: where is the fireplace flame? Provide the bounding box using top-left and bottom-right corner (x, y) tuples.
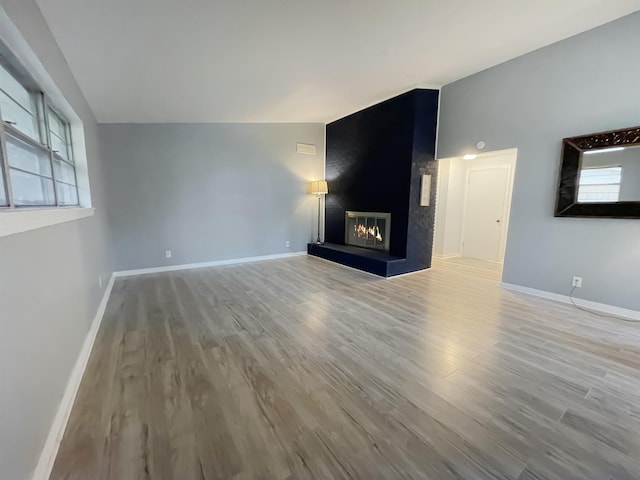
(354, 223), (383, 242)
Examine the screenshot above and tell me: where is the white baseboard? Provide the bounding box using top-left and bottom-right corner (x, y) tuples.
(432, 252), (461, 260)
(32, 273), (116, 480)
(500, 282), (640, 321)
(114, 251), (307, 277)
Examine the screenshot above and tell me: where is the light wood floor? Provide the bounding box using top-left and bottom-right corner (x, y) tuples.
(51, 256), (640, 479)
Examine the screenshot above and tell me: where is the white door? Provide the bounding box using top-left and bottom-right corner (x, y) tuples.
(462, 167), (509, 262)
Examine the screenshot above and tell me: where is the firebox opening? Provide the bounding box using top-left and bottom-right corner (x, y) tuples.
(345, 211), (391, 251)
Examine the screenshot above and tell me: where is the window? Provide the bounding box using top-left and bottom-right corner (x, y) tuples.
(0, 59), (78, 208)
(577, 166), (622, 203)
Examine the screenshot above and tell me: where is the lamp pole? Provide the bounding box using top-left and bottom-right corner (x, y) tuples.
(316, 194), (322, 244)
(310, 180), (327, 244)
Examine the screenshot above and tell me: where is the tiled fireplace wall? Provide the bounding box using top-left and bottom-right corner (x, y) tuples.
(324, 89), (439, 274)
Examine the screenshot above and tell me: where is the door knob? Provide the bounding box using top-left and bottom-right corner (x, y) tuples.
(496, 220), (501, 223)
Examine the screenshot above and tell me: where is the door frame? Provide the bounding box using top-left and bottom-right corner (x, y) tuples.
(460, 164), (514, 263)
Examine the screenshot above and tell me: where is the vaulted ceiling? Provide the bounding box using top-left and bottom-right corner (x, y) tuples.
(36, 0), (640, 123)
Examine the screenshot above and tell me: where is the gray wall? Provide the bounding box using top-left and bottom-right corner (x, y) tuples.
(438, 11), (640, 311)
(100, 123), (325, 271)
(0, 1), (113, 479)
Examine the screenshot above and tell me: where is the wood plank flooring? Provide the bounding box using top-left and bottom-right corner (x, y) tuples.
(50, 256), (640, 479)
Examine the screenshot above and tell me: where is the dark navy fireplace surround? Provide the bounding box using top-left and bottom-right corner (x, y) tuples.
(308, 89), (439, 277)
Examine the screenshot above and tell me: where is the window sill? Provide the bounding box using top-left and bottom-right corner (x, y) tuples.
(0, 207), (94, 237)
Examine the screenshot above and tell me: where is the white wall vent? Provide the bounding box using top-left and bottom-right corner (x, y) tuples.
(296, 143), (316, 155)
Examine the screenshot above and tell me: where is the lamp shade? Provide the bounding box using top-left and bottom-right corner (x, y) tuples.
(310, 180), (328, 195)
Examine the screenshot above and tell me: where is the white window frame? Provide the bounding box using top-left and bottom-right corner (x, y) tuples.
(0, 54), (80, 208)
(0, 9), (93, 237)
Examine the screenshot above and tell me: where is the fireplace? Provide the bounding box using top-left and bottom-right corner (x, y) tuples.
(345, 211), (391, 251)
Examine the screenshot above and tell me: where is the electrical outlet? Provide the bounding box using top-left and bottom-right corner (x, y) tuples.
(166, 250), (172, 259)
(285, 241), (291, 248)
(572, 276), (583, 288)
(98, 276), (102, 289)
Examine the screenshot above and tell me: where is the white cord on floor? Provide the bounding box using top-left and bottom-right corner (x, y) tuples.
(568, 286), (640, 323)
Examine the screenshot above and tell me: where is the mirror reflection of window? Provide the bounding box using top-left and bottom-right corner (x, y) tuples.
(577, 166), (622, 203)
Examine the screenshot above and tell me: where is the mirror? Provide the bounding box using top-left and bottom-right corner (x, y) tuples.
(555, 126), (640, 218)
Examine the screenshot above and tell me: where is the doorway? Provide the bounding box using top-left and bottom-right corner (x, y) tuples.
(433, 149), (516, 265)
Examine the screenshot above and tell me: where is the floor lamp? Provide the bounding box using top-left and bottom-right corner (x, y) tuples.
(310, 180), (328, 244)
